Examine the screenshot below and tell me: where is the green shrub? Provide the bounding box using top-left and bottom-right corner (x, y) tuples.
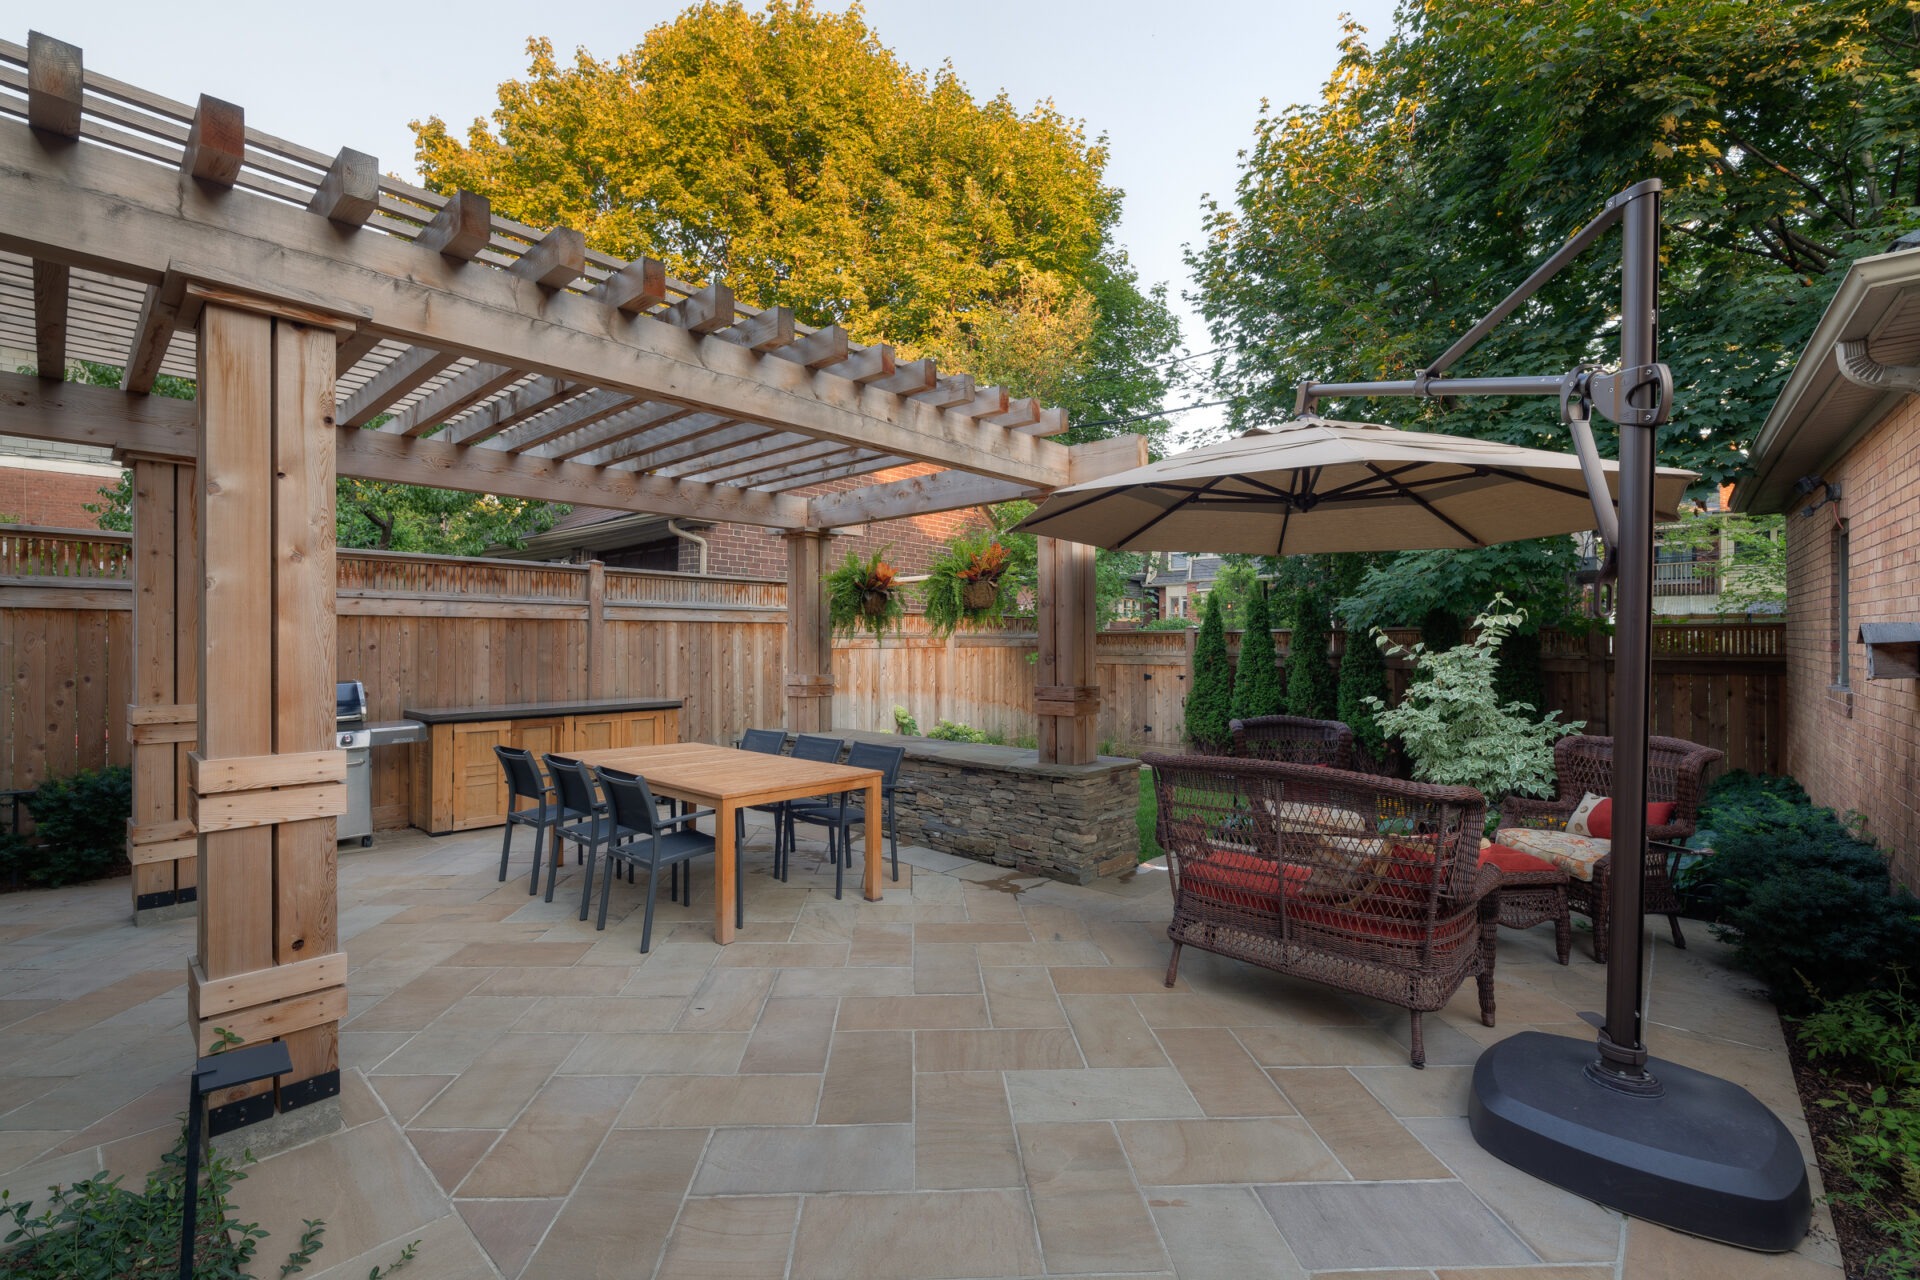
(1140, 616), (1194, 631)
(1365, 596), (1579, 800)
(0, 1121), (327, 1278)
(23, 766), (132, 888)
(892, 706), (921, 736)
(1335, 624), (1391, 764)
(1185, 590), (1234, 750)
(1229, 588), (1284, 723)
(1284, 586), (1339, 719)
(926, 719), (990, 743)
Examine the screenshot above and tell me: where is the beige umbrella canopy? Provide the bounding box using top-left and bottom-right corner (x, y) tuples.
(1013, 415), (1696, 555)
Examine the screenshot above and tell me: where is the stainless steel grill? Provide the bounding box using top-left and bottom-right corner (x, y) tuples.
(335, 682), (424, 847)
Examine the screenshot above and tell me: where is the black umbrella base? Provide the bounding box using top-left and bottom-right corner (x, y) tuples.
(1469, 1031), (1812, 1253)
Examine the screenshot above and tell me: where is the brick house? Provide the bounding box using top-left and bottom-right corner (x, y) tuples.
(510, 461), (990, 578)
(0, 345), (124, 528)
(1735, 244), (1920, 885)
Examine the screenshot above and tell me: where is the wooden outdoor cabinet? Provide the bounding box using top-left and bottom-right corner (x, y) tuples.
(405, 699), (683, 833)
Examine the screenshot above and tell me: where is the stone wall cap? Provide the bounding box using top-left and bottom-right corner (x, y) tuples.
(837, 729), (1141, 779)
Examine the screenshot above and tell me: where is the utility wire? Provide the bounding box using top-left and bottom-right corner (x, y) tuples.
(1076, 397), (1237, 430)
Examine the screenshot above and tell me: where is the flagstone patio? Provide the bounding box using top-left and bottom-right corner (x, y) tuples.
(0, 818), (1845, 1279)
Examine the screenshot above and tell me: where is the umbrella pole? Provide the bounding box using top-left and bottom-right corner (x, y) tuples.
(1297, 180), (1811, 1252)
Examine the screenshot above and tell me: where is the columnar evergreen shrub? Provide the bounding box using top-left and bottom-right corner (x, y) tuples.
(1185, 590), (1235, 750)
(1285, 586), (1338, 719)
(1336, 624), (1392, 763)
(22, 766), (132, 888)
(1229, 587), (1284, 723)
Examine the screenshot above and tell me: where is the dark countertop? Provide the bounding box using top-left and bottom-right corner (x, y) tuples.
(402, 698), (684, 725)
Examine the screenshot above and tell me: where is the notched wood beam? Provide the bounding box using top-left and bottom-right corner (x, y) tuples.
(415, 191), (492, 261)
(122, 277), (183, 394)
(31, 259), (68, 379)
(911, 374), (976, 410)
(772, 324), (850, 371)
(26, 31), (83, 138)
(181, 95), (244, 188)
(512, 226), (587, 290)
(308, 148), (379, 227)
(1014, 406), (1070, 437)
(717, 306), (795, 353)
(871, 358), (937, 396)
(591, 257), (668, 314)
(660, 280), (734, 334)
(988, 398), (1042, 430)
(960, 386), (1011, 420)
(837, 343), (895, 385)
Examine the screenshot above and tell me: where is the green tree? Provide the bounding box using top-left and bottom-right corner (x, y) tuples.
(413, 1), (1182, 449)
(1205, 559), (1258, 626)
(1190, 2), (1920, 487)
(1186, 589), (1235, 749)
(1336, 622), (1391, 762)
(1285, 584), (1339, 719)
(1661, 510), (1788, 616)
(1230, 585), (1284, 722)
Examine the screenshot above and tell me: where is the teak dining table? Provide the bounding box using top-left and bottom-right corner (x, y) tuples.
(569, 741), (885, 944)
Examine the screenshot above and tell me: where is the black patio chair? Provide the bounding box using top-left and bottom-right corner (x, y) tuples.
(590, 766), (727, 952)
(734, 727), (790, 854)
(785, 740), (904, 899)
(770, 734), (846, 882)
(540, 754), (614, 907)
(494, 746), (559, 895)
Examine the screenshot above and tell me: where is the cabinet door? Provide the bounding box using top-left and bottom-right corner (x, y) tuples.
(621, 711), (666, 747)
(510, 716), (569, 762)
(571, 713), (622, 753)
(450, 722), (511, 829)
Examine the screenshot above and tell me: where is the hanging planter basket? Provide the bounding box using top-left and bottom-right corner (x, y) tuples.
(862, 589), (895, 618)
(923, 535), (1018, 640)
(962, 577), (1001, 611)
(828, 547), (906, 640)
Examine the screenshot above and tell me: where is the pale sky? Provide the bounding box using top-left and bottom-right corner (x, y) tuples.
(31, 0), (1399, 440)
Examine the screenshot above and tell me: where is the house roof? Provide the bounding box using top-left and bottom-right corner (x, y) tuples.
(1736, 245), (1920, 514)
(1144, 553), (1223, 589)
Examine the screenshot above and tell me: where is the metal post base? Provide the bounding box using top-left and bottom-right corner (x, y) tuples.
(1469, 1031), (1811, 1253)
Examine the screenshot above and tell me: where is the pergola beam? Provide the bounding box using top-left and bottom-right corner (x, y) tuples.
(382, 360), (521, 437)
(542, 401), (704, 463)
(308, 148), (378, 227)
(484, 388), (639, 453)
(0, 119), (1069, 485)
(438, 377), (579, 446)
(30, 258), (67, 377)
(120, 281), (180, 393)
(181, 95), (243, 188)
(808, 468), (1041, 526)
(338, 345), (460, 428)
(25, 31), (82, 138)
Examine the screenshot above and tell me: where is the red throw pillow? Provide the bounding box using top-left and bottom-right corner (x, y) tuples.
(1587, 799), (1678, 840)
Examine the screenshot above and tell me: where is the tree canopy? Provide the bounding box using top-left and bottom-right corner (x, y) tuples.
(1188, 0), (1920, 486)
(414, 0), (1182, 448)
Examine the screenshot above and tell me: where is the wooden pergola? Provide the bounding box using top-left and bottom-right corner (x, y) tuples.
(0, 32), (1139, 1128)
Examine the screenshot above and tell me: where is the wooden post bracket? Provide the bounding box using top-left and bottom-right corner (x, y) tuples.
(187, 952), (348, 1055)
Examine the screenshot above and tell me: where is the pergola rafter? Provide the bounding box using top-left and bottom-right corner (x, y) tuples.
(0, 29), (1146, 1138)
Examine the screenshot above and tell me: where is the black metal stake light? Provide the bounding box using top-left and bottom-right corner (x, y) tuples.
(179, 1041), (291, 1280)
(1297, 179), (1812, 1251)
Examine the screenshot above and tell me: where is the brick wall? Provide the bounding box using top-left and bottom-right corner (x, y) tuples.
(1782, 393), (1920, 888)
(676, 463), (991, 577)
(0, 463), (119, 528)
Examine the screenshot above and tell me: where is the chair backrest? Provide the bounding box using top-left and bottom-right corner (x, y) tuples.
(738, 728), (786, 754)
(1551, 734), (1724, 836)
(593, 766), (663, 837)
(846, 741), (905, 788)
(1229, 715), (1356, 770)
(542, 754), (598, 818)
(791, 734), (844, 764)
(1142, 750), (1486, 944)
(495, 746), (545, 803)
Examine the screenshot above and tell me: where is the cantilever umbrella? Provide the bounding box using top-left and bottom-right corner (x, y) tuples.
(1011, 414), (1694, 554)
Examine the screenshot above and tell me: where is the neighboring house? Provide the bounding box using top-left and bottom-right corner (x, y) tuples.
(507, 462), (988, 578)
(1735, 241), (1920, 884)
(1144, 552), (1223, 621)
(1649, 485), (1768, 618)
(0, 346), (122, 527)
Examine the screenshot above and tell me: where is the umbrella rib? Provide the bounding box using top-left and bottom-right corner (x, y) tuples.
(1481, 467), (1596, 501)
(1114, 475), (1229, 547)
(1017, 485), (1140, 531)
(1314, 462), (1427, 501)
(1362, 462), (1485, 547)
(1275, 469), (1298, 558)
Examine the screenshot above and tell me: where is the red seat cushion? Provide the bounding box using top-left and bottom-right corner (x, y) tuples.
(1181, 848), (1306, 915)
(1481, 843), (1559, 877)
(1587, 799), (1678, 840)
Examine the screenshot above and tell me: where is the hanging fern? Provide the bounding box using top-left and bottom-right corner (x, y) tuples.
(827, 547), (906, 640)
(921, 532), (1013, 639)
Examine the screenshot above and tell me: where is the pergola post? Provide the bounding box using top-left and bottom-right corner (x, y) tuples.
(186, 300), (348, 1132)
(126, 454), (199, 921)
(783, 530), (835, 732)
(1037, 536), (1100, 765)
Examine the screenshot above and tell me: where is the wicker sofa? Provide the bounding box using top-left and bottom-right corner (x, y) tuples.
(1228, 714), (1358, 768)
(1497, 734), (1723, 963)
(1144, 752), (1500, 1068)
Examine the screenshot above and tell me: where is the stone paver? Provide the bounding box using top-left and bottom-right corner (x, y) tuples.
(0, 815), (1844, 1278)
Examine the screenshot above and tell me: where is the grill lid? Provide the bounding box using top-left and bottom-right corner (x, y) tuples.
(336, 681), (367, 724)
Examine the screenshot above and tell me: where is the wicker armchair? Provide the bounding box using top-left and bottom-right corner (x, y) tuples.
(1229, 715), (1358, 769)
(1144, 752), (1500, 1068)
(1498, 734), (1723, 962)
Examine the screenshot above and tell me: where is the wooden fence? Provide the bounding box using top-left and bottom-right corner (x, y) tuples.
(2, 526), (1788, 826)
